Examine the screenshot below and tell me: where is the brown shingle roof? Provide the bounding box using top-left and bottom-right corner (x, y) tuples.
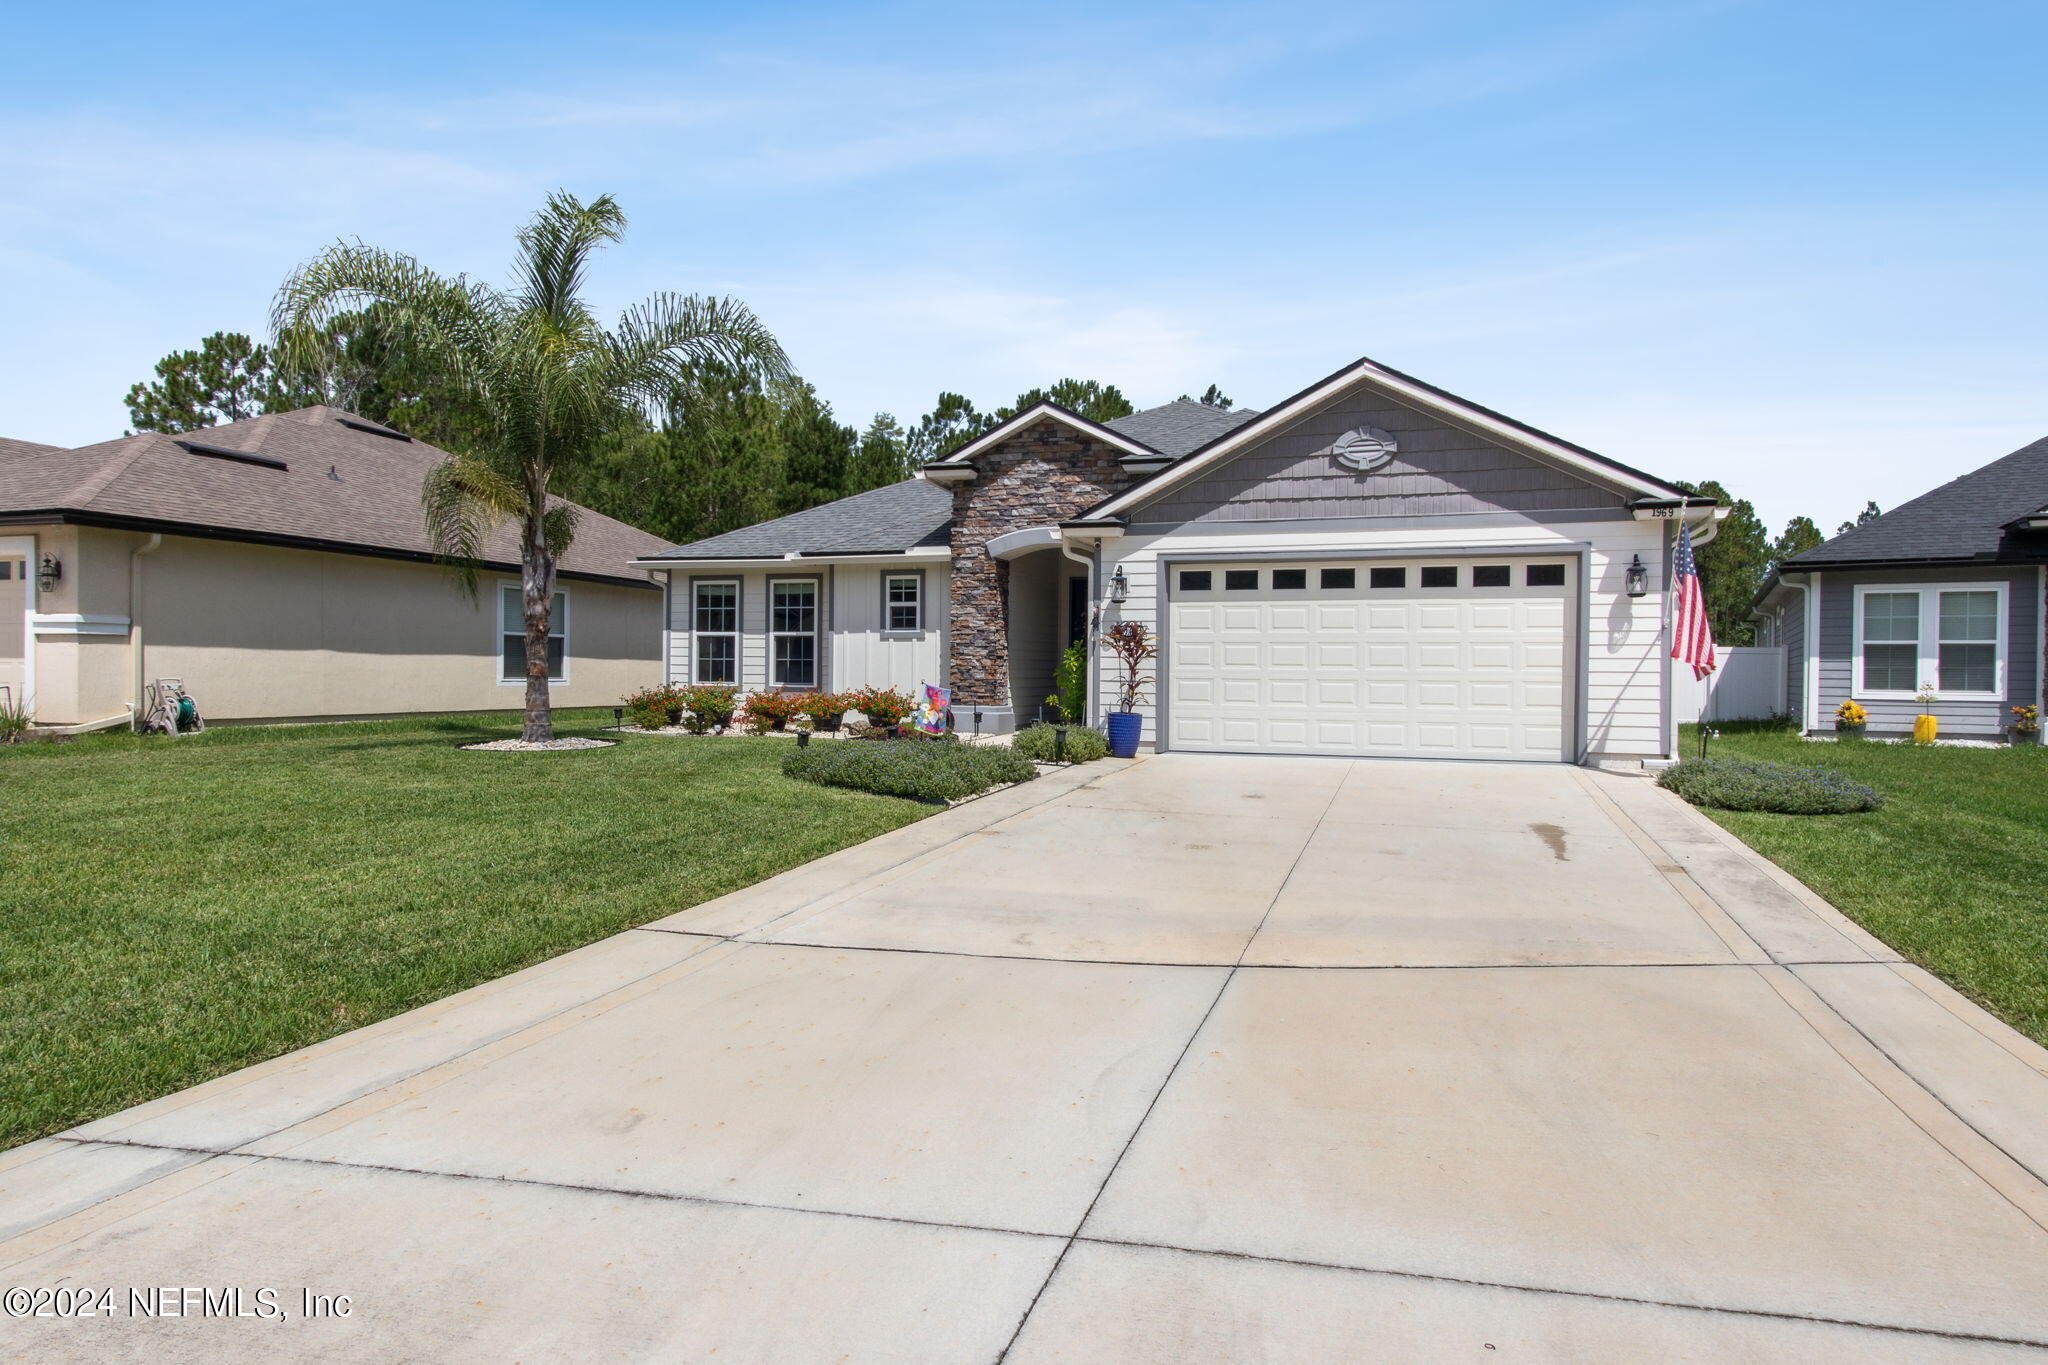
(0, 436), (63, 462)
(0, 407), (666, 585)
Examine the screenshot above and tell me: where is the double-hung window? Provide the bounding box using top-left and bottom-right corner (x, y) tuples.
(692, 580), (738, 684)
(770, 578), (819, 689)
(883, 572), (922, 632)
(1853, 583), (2006, 699)
(499, 585), (567, 683)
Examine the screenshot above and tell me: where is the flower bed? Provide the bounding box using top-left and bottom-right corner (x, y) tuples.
(782, 736), (1036, 802)
(1658, 757), (1883, 815)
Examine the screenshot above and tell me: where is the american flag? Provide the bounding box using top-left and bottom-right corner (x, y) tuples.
(1671, 521), (1717, 680)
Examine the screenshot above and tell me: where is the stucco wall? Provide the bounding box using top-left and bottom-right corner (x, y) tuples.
(25, 527), (661, 724)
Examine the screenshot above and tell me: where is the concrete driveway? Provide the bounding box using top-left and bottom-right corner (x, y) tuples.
(7, 755), (2048, 1362)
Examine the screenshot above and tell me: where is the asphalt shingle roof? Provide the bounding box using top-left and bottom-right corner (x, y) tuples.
(646, 477), (953, 560)
(0, 407), (669, 584)
(1103, 400), (1261, 459)
(648, 400), (1264, 560)
(1785, 434), (2048, 568)
(0, 436), (61, 462)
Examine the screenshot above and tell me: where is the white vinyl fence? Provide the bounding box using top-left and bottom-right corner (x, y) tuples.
(1673, 646), (1785, 722)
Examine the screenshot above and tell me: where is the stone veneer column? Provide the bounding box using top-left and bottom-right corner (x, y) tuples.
(947, 420), (1138, 712)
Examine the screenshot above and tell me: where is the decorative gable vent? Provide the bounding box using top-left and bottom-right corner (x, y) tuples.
(1314, 426), (1399, 473)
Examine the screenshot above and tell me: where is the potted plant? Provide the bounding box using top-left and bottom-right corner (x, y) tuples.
(1833, 699), (1867, 740)
(2011, 704), (2041, 746)
(621, 683), (681, 730)
(1914, 683), (1939, 745)
(681, 684), (738, 734)
(1100, 620), (1155, 758)
(740, 690), (805, 734)
(847, 686), (914, 737)
(799, 690), (849, 733)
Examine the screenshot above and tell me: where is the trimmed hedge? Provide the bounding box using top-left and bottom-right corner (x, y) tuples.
(1011, 722), (1109, 763)
(782, 737), (1037, 803)
(1658, 758), (1883, 815)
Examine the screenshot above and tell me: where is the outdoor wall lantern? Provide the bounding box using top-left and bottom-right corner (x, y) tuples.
(1108, 565), (1129, 605)
(1625, 554), (1648, 598)
(37, 554), (60, 594)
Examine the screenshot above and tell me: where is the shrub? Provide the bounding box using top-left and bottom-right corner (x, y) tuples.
(1011, 722), (1109, 763)
(1044, 642), (1088, 724)
(740, 690), (806, 733)
(847, 685), (914, 728)
(0, 692), (28, 744)
(782, 737), (1037, 802)
(680, 684), (738, 734)
(1658, 758), (1883, 815)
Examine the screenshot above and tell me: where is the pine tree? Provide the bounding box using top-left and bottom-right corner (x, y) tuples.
(124, 332), (297, 433)
(998, 378), (1135, 425)
(1836, 501), (1882, 536)
(1772, 515), (1824, 566)
(908, 392), (993, 463)
(667, 366), (787, 540)
(1176, 383), (1234, 409)
(1677, 480), (1772, 647)
(777, 380), (857, 514)
(848, 414), (912, 492)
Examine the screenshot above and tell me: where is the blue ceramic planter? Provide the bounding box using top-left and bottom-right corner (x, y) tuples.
(1105, 710), (1143, 758)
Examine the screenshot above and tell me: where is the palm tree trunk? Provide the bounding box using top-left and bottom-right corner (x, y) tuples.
(521, 508), (556, 744)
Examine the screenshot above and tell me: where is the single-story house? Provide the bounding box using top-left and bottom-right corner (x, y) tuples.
(635, 356), (1723, 765)
(0, 406), (666, 729)
(1753, 434), (2047, 740)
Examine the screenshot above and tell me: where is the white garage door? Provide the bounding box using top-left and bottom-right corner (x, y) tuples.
(1165, 556), (1576, 761)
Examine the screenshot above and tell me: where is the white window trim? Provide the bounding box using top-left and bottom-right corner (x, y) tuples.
(1851, 581), (2006, 701)
(882, 570), (924, 635)
(689, 577), (741, 685)
(768, 576), (822, 691)
(497, 581), (570, 686)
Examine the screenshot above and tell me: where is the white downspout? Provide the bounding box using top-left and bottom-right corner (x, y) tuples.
(131, 533), (163, 729)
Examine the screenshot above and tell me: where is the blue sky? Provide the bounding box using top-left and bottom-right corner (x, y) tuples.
(5, 1), (2043, 532)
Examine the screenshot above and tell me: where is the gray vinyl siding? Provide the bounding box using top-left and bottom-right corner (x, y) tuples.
(1781, 593), (1806, 724)
(1133, 389), (1626, 525)
(1815, 566), (2037, 736)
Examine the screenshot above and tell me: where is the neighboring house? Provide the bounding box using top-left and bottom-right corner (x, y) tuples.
(0, 407), (666, 728)
(1753, 435), (2047, 740)
(635, 356), (1721, 765)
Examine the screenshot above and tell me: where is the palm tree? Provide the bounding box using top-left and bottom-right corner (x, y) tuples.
(273, 192), (790, 741)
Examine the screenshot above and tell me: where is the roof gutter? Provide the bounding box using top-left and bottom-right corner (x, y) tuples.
(629, 548), (952, 572)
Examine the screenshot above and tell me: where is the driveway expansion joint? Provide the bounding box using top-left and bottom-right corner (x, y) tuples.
(1067, 1235), (2048, 1352)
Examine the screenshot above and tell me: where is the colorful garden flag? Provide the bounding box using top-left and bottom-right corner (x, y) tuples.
(913, 683), (951, 735)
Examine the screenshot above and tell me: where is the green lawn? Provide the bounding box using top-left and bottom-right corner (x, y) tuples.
(0, 712), (929, 1150)
(1680, 721), (2048, 1044)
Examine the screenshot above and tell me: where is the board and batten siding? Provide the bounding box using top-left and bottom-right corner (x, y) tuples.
(663, 564), (948, 695)
(1138, 390), (1628, 526)
(1096, 515), (1670, 758)
(1815, 566), (2038, 736)
(829, 563), (950, 696)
